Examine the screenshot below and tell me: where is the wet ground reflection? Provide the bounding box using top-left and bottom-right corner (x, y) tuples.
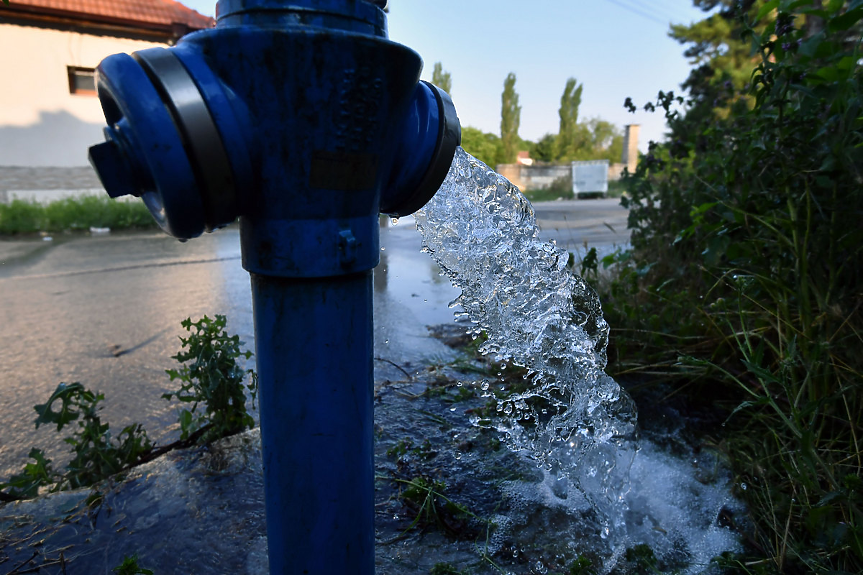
(0, 219), (461, 477)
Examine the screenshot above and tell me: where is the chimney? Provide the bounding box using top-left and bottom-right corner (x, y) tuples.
(621, 124), (640, 173)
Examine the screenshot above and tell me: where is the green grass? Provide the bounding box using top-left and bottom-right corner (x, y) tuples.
(522, 187), (572, 203)
(0, 196), (156, 235)
(523, 178), (625, 203)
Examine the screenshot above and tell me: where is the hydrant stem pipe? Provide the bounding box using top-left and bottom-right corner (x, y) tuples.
(87, 3), (462, 572)
(251, 271), (375, 573)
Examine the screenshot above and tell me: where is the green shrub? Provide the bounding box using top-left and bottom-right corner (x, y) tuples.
(607, 2), (863, 571)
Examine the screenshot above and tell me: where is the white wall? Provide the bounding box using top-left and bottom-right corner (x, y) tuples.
(0, 23), (165, 167)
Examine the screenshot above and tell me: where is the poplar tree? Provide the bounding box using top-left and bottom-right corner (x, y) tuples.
(500, 72), (521, 164)
(431, 62), (452, 94)
(556, 77), (583, 161)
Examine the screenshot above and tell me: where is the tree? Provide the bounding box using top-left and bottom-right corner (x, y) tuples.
(431, 62), (452, 94)
(568, 118), (623, 162)
(556, 77), (583, 160)
(499, 72), (521, 164)
(666, 0), (767, 143)
(459, 127), (504, 168)
(532, 133), (557, 163)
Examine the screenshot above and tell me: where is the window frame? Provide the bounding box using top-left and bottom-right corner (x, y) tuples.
(67, 66), (97, 96)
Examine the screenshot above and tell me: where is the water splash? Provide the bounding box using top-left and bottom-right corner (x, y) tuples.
(415, 149), (743, 572)
(415, 148), (638, 537)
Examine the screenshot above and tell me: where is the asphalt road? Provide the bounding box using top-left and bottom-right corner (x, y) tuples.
(0, 198), (629, 477)
(533, 197), (631, 257)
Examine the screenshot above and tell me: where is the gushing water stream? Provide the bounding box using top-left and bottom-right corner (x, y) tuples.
(415, 148), (741, 573)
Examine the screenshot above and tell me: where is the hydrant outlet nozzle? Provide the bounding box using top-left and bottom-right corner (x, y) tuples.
(381, 81), (461, 217)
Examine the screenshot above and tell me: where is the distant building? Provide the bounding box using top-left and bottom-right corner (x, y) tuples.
(619, 123), (639, 175)
(0, 0), (212, 183)
(516, 151), (533, 166)
(497, 124), (640, 194)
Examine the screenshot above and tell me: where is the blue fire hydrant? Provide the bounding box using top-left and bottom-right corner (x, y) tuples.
(87, 1), (460, 572)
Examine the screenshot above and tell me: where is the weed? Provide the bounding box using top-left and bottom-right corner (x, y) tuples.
(624, 544), (659, 574)
(0, 448), (58, 500)
(568, 555), (596, 575)
(389, 475), (491, 540)
(163, 315), (258, 443)
(112, 554), (154, 575)
(444, 385), (476, 404)
(1, 315), (258, 501)
(386, 438), (436, 465)
(37, 382), (152, 490)
(430, 563), (467, 575)
(0, 382), (152, 498)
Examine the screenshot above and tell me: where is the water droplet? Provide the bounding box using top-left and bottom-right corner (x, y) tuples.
(481, 382), (489, 391)
(380, 247), (386, 251)
(391, 217), (399, 225)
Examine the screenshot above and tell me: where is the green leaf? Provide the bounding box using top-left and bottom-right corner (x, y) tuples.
(815, 490), (845, 507)
(829, 6), (863, 32)
(757, 0), (780, 22)
(726, 397), (770, 422)
(741, 359), (781, 386)
(34, 382), (86, 431)
(825, 0), (845, 13)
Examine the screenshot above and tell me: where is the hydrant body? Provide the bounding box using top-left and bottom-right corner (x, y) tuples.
(87, 1), (460, 573)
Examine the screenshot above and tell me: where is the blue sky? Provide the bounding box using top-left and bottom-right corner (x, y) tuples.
(181, 1), (713, 152)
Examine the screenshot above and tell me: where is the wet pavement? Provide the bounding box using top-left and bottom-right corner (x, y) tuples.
(532, 198), (630, 256)
(0, 199), (629, 479)
(0, 366), (595, 575)
(0, 199), (747, 574)
(0, 220), (462, 479)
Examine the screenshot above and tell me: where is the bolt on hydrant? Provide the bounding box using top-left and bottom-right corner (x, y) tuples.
(86, 1), (460, 572)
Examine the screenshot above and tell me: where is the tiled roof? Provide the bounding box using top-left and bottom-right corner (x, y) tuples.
(2, 0), (214, 31)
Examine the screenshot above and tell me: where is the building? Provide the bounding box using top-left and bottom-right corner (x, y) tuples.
(497, 124), (640, 195)
(0, 0), (212, 201)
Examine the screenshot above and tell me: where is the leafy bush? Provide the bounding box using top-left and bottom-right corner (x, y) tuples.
(163, 315), (258, 443)
(606, 1), (863, 571)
